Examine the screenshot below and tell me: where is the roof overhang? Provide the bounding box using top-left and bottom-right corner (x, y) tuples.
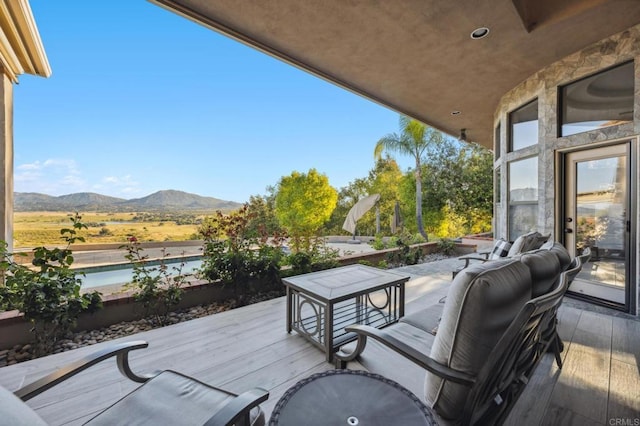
(149, 0), (640, 148)
(0, 0), (51, 82)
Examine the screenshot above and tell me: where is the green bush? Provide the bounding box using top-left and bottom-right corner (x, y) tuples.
(385, 236), (422, 266)
(437, 238), (457, 256)
(122, 237), (189, 325)
(199, 206), (286, 303)
(371, 234), (386, 250)
(0, 213), (102, 356)
(282, 240), (340, 277)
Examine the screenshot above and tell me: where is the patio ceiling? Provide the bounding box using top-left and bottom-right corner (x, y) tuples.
(149, 0), (640, 149)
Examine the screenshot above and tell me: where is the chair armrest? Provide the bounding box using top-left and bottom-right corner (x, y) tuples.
(204, 388), (269, 426)
(336, 325), (475, 386)
(458, 255), (492, 268)
(15, 340), (154, 401)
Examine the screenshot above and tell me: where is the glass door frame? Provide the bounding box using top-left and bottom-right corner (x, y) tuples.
(558, 139), (637, 314)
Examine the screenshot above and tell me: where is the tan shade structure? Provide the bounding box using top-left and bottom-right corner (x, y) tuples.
(342, 194), (380, 235)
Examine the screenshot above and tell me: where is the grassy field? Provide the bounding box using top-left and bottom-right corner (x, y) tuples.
(13, 212), (202, 248)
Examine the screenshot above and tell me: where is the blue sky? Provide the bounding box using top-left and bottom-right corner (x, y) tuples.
(13, 1), (408, 203)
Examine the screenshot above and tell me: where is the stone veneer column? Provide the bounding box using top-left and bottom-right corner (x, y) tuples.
(0, 73), (13, 252)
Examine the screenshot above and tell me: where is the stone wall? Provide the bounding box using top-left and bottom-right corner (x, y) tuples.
(494, 23), (640, 315)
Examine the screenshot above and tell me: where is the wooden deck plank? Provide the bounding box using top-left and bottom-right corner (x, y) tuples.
(546, 314), (612, 424)
(611, 315), (640, 366)
(542, 404), (606, 426)
(608, 359), (640, 421)
(504, 354), (560, 426)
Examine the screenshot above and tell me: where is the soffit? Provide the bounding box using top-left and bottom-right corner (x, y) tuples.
(150, 0), (640, 149)
(0, 0), (51, 82)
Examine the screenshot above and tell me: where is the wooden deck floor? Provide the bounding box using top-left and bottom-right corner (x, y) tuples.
(0, 259), (638, 425)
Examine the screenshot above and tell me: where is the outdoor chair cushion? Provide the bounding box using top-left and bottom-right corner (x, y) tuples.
(424, 259), (532, 420)
(0, 386), (47, 426)
(548, 241), (572, 271)
(506, 231), (549, 257)
(518, 248), (562, 298)
(85, 370), (264, 425)
(488, 238), (512, 260)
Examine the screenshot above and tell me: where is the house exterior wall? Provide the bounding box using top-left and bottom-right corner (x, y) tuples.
(493, 24), (640, 316)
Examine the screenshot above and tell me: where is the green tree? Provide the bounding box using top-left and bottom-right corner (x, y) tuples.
(424, 140), (493, 236)
(275, 169), (338, 251)
(322, 157), (402, 236)
(245, 189), (282, 238)
(375, 115), (445, 240)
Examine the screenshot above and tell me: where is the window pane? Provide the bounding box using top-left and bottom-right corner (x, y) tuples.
(510, 100), (538, 151)
(561, 61), (634, 137)
(509, 157), (538, 239)
(509, 205), (538, 240)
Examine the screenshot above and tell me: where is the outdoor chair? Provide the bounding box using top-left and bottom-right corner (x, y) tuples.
(452, 231), (549, 278)
(1, 341), (268, 426)
(336, 258), (576, 425)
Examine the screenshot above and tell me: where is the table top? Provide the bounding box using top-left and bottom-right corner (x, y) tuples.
(282, 264), (409, 302)
(269, 369), (437, 426)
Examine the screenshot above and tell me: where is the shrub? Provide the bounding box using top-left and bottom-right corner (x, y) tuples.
(386, 234), (422, 266)
(437, 238), (457, 256)
(371, 234), (386, 250)
(0, 213), (102, 356)
(122, 236), (190, 325)
(199, 206), (287, 303)
(282, 239), (340, 276)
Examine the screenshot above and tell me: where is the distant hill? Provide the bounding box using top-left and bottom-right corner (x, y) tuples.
(14, 190), (242, 212)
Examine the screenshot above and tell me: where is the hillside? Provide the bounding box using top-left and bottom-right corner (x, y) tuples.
(14, 190), (242, 212)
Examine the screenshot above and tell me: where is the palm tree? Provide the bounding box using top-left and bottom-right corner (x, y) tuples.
(374, 115), (439, 240)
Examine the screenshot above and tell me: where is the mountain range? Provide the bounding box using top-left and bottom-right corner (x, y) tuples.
(14, 190), (243, 212)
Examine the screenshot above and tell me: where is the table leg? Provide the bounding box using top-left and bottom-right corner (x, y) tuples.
(399, 283), (405, 318)
(326, 302), (334, 362)
(286, 286), (292, 333)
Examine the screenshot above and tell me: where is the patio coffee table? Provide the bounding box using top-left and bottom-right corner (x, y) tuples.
(283, 264), (410, 361)
(268, 369), (436, 425)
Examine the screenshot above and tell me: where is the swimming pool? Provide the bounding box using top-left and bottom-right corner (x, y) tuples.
(77, 256), (203, 290)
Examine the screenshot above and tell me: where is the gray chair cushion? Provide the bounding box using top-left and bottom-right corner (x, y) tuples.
(424, 259), (532, 420)
(0, 386), (48, 426)
(507, 231), (547, 257)
(548, 241), (571, 271)
(519, 249), (562, 298)
(400, 303), (444, 335)
(85, 370), (264, 425)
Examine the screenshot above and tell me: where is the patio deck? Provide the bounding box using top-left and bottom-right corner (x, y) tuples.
(0, 258), (638, 425)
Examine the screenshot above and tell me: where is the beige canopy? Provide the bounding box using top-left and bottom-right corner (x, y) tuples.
(342, 194), (380, 235)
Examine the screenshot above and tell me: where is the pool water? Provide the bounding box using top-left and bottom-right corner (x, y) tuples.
(78, 257), (203, 290)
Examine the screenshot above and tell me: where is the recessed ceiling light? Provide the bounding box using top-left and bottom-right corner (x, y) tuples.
(470, 27), (490, 40)
(451, 111), (461, 115)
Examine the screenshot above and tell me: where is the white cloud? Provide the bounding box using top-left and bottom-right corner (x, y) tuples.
(95, 175), (143, 197)
(15, 158), (87, 195)
(14, 158), (146, 198)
